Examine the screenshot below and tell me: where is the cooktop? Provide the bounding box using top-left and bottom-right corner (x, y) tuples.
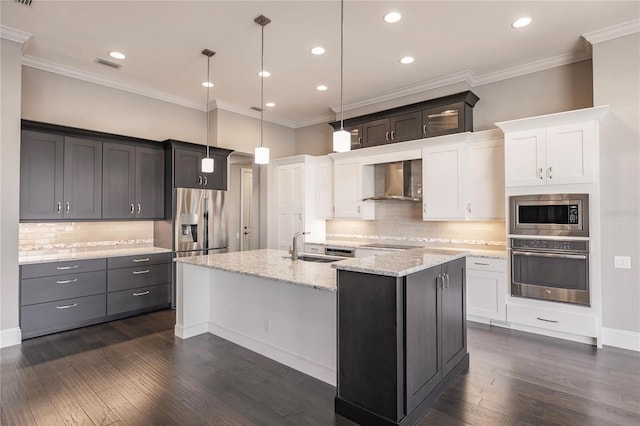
(359, 243), (421, 250)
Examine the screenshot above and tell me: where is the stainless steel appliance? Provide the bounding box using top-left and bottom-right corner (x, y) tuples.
(510, 238), (590, 306)
(510, 193), (589, 237)
(363, 160), (422, 202)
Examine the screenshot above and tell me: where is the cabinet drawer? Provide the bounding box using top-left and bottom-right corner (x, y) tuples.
(21, 294), (106, 334)
(304, 244), (324, 254)
(466, 256), (505, 272)
(21, 270), (106, 306)
(107, 284), (170, 316)
(507, 304), (597, 337)
(107, 252), (171, 269)
(21, 258), (106, 279)
(107, 263), (170, 292)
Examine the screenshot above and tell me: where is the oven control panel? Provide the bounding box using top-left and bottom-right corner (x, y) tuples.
(511, 238), (589, 253)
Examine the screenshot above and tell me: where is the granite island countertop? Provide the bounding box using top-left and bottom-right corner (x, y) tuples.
(332, 247), (469, 277)
(174, 249), (340, 293)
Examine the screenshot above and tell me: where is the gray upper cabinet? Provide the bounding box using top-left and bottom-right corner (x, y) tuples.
(102, 142), (164, 220)
(20, 130), (102, 221)
(171, 144), (230, 190)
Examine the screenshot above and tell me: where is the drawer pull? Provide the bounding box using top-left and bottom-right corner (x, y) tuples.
(133, 291), (150, 296)
(133, 269), (150, 275)
(473, 262), (490, 266)
(56, 303), (78, 310)
(56, 279), (78, 284)
(56, 265), (78, 270)
(132, 258), (150, 263)
(537, 317), (559, 324)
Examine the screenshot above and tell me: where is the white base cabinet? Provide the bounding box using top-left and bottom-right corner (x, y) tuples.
(465, 256), (506, 322)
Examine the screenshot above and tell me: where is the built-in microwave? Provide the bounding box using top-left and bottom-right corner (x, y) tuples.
(509, 194), (589, 237)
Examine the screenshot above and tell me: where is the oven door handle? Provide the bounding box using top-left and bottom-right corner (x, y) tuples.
(511, 250), (587, 260)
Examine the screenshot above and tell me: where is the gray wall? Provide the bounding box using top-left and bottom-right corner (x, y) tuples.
(0, 38), (23, 336)
(592, 33), (640, 333)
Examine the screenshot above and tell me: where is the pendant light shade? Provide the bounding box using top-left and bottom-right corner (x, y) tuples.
(254, 15), (271, 165)
(201, 48), (215, 173)
(333, 0), (351, 153)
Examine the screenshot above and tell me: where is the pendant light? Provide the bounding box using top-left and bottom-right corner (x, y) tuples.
(201, 48), (216, 173)
(333, 0), (350, 153)
(254, 15), (271, 165)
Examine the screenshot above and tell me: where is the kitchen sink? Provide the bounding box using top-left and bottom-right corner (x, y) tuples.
(284, 253), (344, 263)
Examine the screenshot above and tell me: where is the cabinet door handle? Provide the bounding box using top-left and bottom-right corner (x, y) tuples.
(130, 203), (135, 214)
(473, 262), (490, 266)
(198, 176), (203, 185)
(548, 166), (553, 179)
(133, 291), (150, 296)
(390, 131), (395, 140)
(423, 124), (427, 135)
(467, 203), (471, 213)
(538, 168), (544, 180)
(56, 265), (78, 270)
(357, 205), (361, 214)
(133, 258), (150, 263)
(536, 317), (559, 324)
(65, 202), (70, 213)
(203, 176), (208, 186)
(56, 303), (78, 310)
(423, 203), (427, 214)
(385, 132), (390, 141)
(445, 273), (450, 289)
(137, 203), (141, 214)
(436, 274), (443, 290)
(133, 269), (150, 275)
(57, 202), (62, 214)
(358, 137), (362, 145)
(56, 279), (78, 284)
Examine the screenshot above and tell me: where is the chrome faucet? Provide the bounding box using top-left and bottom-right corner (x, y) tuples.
(291, 232), (310, 260)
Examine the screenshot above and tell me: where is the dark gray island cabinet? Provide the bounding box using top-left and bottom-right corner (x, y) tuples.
(335, 255), (467, 426)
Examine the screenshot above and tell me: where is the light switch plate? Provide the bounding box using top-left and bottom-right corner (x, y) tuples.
(614, 256), (631, 269)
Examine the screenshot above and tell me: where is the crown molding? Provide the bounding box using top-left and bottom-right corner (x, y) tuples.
(1, 25), (31, 44)
(583, 19), (640, 45)
(294, 113), (336, 128)
(22, 55), (205, 111)
(213, 100), (297, 129)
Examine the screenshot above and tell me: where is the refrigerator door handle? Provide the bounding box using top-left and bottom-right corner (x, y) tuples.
(203, 195), (210, 255)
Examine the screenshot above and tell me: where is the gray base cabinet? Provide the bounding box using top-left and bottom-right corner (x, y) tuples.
(335, 257), (468, 426)
(20, 252), (171, 340)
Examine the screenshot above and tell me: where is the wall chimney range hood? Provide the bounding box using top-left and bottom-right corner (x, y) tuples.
(363, 159), (422, 202)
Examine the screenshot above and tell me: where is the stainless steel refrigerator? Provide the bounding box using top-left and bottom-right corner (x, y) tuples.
(155, 187), (228, 307)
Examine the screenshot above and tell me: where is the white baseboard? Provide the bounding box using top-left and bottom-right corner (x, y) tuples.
(174, 322), (210, 340)
(602, 327), (640, 352)
(0, 328), (22, 348)
(208, 322), (337, 386)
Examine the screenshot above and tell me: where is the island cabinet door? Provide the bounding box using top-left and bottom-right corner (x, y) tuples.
(405, 266), (442, 413)
(441, 258), (467, 377)
(337, 270), (405, 423)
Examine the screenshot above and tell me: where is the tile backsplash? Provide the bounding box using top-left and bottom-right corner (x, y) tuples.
(19, 221), (154, 259)
(326, 201), (506, 249)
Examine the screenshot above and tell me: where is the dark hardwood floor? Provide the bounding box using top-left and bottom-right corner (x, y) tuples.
(1, 310), (638, 425)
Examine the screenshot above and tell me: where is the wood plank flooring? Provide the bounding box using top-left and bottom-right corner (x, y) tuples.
(1, 310), (638, 425)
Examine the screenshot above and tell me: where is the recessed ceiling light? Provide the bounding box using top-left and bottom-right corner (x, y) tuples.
(202, 81), (214, 88)
(383, 12), (401, 24)
(316, 85), (328, 91)
(511, 17), (532, 29)
(258, 70), (271, 77)
(311, 46), (326, 55)
(400, 56), (414, 65)
(265, 102), (276, 107)
(108, 51), (126, 60)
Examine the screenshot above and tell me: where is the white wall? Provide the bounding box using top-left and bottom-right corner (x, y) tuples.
(1, 38), (23, 346)
(294, 122), (332, 156)
(592, 33), (640, 334)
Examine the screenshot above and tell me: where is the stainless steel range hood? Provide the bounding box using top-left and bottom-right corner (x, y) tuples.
(363, 159), (422, 202)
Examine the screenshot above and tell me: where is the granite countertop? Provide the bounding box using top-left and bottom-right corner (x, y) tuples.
(332, 247), (469, 277)
(175, 249), (339, 293)
(19, 246), (172, 265)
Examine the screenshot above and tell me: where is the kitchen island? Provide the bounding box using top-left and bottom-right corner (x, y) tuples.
(174, 247), (469, 402)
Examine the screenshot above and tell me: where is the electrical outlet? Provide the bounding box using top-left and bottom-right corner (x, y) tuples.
(614, 256), (631, 269)
(264, 319), (271, 333)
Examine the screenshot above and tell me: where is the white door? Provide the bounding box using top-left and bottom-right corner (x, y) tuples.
(504, 129), (546, 187)
(466, 139), (505, 220)
(545, 121), (596, 185)
(275, 163), (304, 251)
(422, 143), (466, 220)
(240, 168), (253, 251)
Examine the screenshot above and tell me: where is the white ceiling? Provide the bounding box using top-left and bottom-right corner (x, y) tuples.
(2, 1), (639, 128)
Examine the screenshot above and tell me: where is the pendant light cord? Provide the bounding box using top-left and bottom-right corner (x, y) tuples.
(339, 0), (344, 131)
(260, 23), (265, 148)
(206, 55), (211, 158)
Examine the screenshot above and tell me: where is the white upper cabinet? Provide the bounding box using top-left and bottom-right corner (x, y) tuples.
(315, 157), (334, 219)
(333, 158), (374, 220)
(422, 143), (466, 220)
(498, 107), (608, 188)
(466, 138), (505, 220)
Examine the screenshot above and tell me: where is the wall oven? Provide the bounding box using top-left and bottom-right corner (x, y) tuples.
(510, 193), (589, 237)
(510, 238), (590, 306)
